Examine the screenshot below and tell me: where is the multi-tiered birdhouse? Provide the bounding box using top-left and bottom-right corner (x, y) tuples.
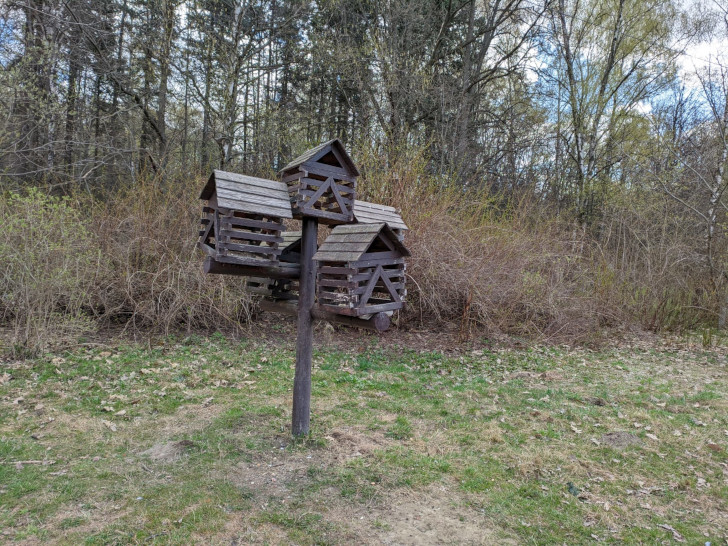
(200, 140), (411, 437)
(314, 223), (409, 316)
(199, 170), (292, 267)
(279, 139), (358, 225)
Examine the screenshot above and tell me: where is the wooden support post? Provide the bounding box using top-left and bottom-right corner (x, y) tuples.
(204, 257), (300, 279)
(292, 217), (318, 436)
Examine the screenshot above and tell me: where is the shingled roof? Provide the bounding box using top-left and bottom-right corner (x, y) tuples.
(200, 170), (292, 219)
(280, 230), (302, 251)
(279, 138), (360, 177)
(352, 200), (408, 231)
(313, 223), (410, 263)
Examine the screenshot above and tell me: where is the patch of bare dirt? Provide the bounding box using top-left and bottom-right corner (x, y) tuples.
(326, 485), (513, 545)
(600, 431), (642, 449)
(140, 440), (195, 462)
(324, 427), (388, 462)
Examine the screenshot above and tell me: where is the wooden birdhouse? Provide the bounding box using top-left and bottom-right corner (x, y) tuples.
(352, 200), (408, 241)
(279, 139), (359, 225)
(314, 223), (410, 316)
(199, 170), (292, 267)
(246, 231), (302, 300)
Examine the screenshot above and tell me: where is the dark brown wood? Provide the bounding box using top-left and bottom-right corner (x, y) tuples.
(280, 140), (358, 225)
(220, 216), (282, 231)
(300, 160), (352, 181)
(292, 217), (318, 436)
(279, 138), (360, 178)
(313, 222), (408, 317)
(203, 257), (300, 279)
(219, 229), (283, 244)
(259, 299), (390, 332)
(220, 242), (282, 255)
(319, 301), (402, 316)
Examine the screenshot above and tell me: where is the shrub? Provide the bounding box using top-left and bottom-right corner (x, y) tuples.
(0, 189), (101, 353)
(89, 174), (254, 336)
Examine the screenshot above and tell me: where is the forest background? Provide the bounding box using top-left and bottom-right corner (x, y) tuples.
(1, 0), (728, 353)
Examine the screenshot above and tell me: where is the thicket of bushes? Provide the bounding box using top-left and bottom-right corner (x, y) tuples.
(0, 147), (716, 354)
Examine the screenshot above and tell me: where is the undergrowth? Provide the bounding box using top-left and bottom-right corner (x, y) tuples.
(0, 143), (717, 353)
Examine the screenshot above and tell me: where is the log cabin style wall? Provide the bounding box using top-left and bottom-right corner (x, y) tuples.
(314, 223), (410, 317)
(199, 170), (292, 267)
(279, 139), (358, 225)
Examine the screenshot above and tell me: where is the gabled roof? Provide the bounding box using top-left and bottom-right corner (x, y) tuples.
(200, 170), (292, 219)
(313, 223), (410, 263)
(279, 138), (360, 177)
(353, 200), (408, 231)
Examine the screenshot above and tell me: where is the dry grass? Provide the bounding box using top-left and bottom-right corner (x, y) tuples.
(0, 335), (726, 544)
(0, 143), (720, 352)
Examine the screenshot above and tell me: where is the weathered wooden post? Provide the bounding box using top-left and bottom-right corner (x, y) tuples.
(199, 139), (410, 438)
(292, 217), (317, 435)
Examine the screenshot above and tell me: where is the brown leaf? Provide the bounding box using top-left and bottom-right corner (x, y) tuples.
(656, 524), (685, 543)
(101, 420), (117, 432)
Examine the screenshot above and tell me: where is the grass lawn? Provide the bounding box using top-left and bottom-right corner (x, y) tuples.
(0, 331), (727, 544)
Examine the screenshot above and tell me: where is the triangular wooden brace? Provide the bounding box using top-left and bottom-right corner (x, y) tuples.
(358, 265), (382, 308)
(379, 269), (402, 304)
(329, 179), (348, 214)
(303, 178), (332, 211)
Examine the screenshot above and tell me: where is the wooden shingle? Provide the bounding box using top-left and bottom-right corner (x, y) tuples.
(352, 200), (408, 232)
(280, 138), (360, 177)
(200, 170), (292, 219)
(280, 231), (302, 250)
(313, 223), (409, 263)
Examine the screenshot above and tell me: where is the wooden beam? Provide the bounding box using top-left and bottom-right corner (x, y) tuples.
(259, 299), (391, 332)
(203, 257), (300, 279)
(292, 217), (318, 437)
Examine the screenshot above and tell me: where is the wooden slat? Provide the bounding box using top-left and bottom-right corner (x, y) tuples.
(353, 211), (407, 230)
(214, 170), (289, 192)
(301, 161), (354, 182)
(288, 180), (354, 196)
(353, 200), (397, 212)
(328, 223), (383, 234)
(292, 205), (351, 222)
(216, 188), (291, 210)
(217, 193), (293, 219)
(351, 257), (405, 267)
(220, 242), (282, 255)
(319, 301), (402, 316)
(214, 177), (289, 199)
(291, 189), (354, 207)
(299, 177), (355, 195)
(313, 253), (363, 262)
(325, 233), (380, 244)
(213, 254), (279, 267)
(351, 269), (404, 282)
(281, 171), (305, 184)
(319, 266), (357, 276)
(317, 277), (358, 289)
(360, 250), (404, 260)
(220, 229), (283, 244)
(319, 241), (371, 251)
(204, 257), (299, 278)
(221, 215), (284, 231)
